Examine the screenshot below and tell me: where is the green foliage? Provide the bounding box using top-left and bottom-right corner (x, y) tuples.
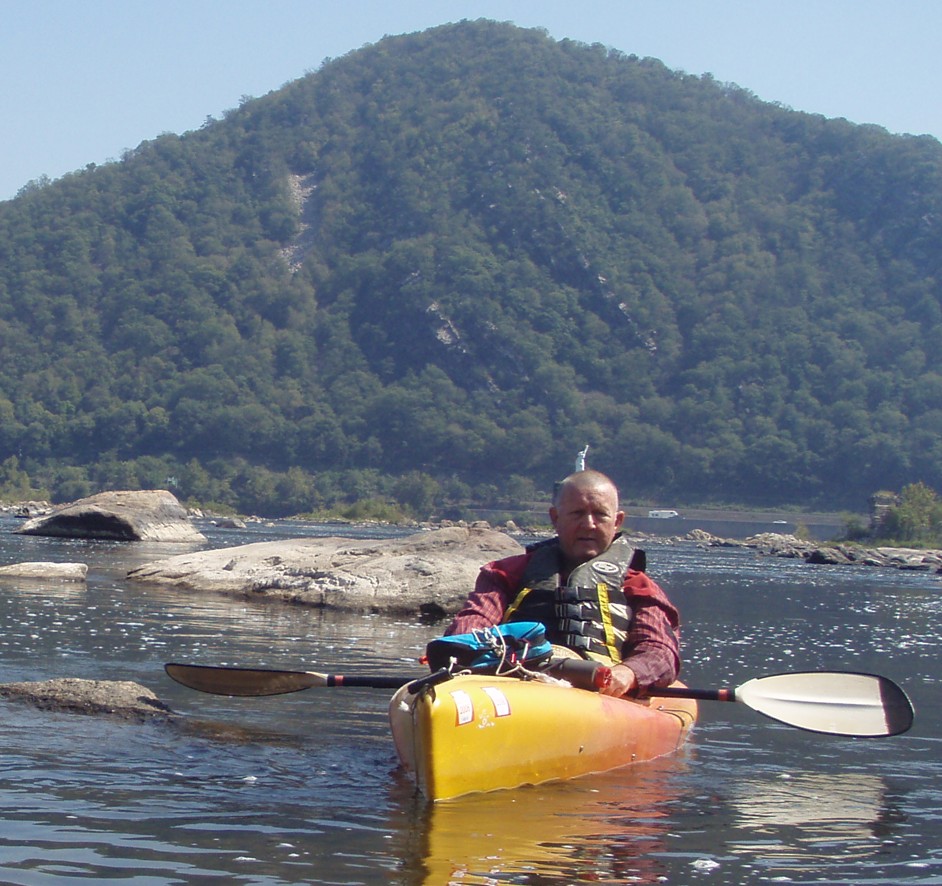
(1, 21), (942, 515)
(792, 521), (812, 541)
(874, 482), (942, 546)
(391, 471), (441, 517)
(841, 513), (870, 541)
(0, 457), (47, 502)
(340, 498), (407, 523)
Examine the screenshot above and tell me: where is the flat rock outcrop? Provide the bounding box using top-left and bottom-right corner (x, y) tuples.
(127, 526), (523, 618)
(0, 561), (88, 581)
(0, 678), (176, 721)
(15, 490), (206, 542)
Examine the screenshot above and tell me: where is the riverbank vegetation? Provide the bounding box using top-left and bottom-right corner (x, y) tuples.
(2, 21), (941, 516)
(863, 483), (942, 547)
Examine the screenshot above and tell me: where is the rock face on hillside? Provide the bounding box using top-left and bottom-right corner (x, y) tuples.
(127, 526), (523, 618)
(0, 678), (176, 721)
(15, 490), (206, 543)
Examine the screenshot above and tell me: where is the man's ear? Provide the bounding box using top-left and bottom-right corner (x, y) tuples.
(549, 506), (559, 529)
(614, 510), (625, 530)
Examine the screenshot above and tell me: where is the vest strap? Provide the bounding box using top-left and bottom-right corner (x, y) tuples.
(595, 582), (620, 661)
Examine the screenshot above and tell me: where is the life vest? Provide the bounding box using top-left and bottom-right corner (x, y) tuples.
(502, 535), (643, 663)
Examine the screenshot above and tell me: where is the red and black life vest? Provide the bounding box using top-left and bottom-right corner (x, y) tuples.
(501, 535), (644, 663)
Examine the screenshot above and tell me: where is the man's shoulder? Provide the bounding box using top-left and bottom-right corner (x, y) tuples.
(623, 570), (679, 625)
(485, 549), (534, 572)
(525, 536), (558, 554)
(482, 549), (536, 588)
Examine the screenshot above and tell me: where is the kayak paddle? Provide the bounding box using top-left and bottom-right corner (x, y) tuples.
(164, 657), (608, 697)
(651, 671), (914, 737)
(165, 663), (913, 737)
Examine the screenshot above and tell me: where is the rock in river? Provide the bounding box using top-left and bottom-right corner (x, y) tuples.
(0, 562), (88, 581)
(15, 490), (206, 542)
(127, 526), (523, 619)
(0, 678), (176, 722)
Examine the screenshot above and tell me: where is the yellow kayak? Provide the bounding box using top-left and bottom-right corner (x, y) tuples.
(389, 673), (697, 801)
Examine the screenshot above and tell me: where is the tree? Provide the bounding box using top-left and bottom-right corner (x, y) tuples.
(392, 471), (441, 517)
(0, 456), (46, 501)
(877, 482), (942, 545)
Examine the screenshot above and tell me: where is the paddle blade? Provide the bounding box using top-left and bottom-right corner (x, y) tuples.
(165, 663), (326, 696)
(736, 671), (914, 737)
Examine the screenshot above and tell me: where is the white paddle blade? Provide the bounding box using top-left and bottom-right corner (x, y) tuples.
(736, 671), (914, 737)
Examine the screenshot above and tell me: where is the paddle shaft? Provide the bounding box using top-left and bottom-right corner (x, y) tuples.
(323, 674), (413, 688)
(328, 670), (455, 691)
(651, 686), (735, 702)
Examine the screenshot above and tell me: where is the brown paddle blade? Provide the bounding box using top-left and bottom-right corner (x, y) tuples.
(164, 663), (411, 695)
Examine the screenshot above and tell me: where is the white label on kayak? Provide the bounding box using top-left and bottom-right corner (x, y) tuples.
(482, 687), (511, 717)
(450, 690), (474, 726)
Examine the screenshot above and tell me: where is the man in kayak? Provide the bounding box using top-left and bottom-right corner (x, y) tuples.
(445, 469), (680, 698)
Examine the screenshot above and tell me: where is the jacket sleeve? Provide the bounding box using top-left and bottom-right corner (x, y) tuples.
(444, 552), (531, 635)
(620, 571), (681, 688)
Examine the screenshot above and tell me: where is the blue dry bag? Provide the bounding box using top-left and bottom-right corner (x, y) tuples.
(425, 621), (553, 674)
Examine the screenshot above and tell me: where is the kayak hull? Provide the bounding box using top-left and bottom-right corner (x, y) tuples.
(389, 674), (696, 800)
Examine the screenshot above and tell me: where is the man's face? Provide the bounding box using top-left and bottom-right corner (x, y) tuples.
(550, 483), (624, 569)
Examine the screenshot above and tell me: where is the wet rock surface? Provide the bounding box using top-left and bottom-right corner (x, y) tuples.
(0, 678), (177, 722)
(128, 525), (523, 617)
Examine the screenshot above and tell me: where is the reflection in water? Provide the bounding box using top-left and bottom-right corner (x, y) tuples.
(732, 771), (886, 834)
(726, 770), (904, 875)
(0, 575), (86, 600)
(406, 754), (693, 885)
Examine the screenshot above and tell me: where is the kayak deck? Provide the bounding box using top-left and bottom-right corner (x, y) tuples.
(389, 673), (696, 800)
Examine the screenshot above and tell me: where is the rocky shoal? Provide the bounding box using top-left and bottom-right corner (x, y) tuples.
(687, 529), (942, 572)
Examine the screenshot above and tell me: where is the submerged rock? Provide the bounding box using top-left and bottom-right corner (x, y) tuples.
(15, 490), (206, 543)
(127, 525), (523, 618)
(0, 678), (176, 721)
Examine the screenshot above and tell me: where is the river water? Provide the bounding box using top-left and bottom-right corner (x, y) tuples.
(0, 515), (938, 885)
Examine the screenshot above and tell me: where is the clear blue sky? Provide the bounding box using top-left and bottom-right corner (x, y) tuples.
(3, 0), (940, 202)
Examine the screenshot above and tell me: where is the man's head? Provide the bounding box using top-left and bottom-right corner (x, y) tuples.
(550, 470), (624, 571)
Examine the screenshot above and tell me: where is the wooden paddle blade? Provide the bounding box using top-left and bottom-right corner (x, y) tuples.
(736, 671), (914, 737)
(165, 663), (326, 696)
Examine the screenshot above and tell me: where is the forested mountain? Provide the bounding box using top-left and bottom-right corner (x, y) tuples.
(1, 20), (941, 517)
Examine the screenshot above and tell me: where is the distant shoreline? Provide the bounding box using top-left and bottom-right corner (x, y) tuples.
(1, 498), (854, 544)
(467, 504), (853, 542)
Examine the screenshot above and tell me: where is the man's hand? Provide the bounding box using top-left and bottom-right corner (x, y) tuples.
(599, 663), (638, 697)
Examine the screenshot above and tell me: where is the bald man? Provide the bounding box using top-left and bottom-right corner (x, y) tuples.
(446, 470), (680, 696)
